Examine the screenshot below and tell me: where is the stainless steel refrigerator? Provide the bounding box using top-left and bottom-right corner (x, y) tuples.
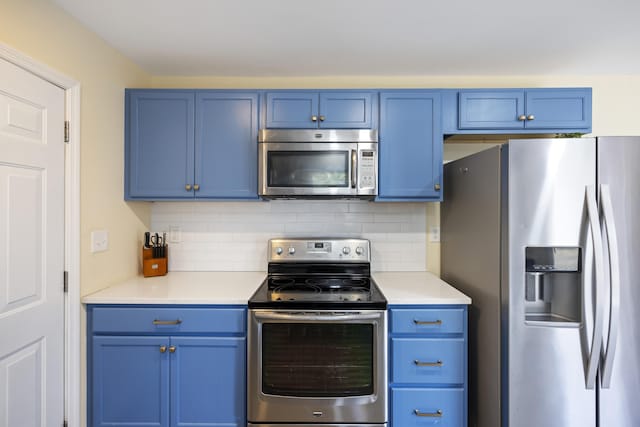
(441, 137), (640, 427)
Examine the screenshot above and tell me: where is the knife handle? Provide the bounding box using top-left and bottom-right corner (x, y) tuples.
(144, 232), (151, 249)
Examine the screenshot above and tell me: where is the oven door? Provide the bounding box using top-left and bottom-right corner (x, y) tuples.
(248, 310), (387, 424)
(258, 142), (377, 198)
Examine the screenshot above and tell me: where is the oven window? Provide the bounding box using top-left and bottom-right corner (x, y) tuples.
(262, 323), (374, 397)
(267, 151), (349, 187)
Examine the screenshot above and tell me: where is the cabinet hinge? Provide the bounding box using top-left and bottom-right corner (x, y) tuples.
(63, 271), (68, 293)
(64, 121), (70, 143)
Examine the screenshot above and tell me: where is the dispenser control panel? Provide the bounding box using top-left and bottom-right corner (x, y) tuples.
(525, 247), (581, 273)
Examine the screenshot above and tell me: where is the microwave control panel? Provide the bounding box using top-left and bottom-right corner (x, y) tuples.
(359, 150), (376, 189)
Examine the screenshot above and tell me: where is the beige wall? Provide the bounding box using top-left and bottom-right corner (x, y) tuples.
(0, 0), (153, 297)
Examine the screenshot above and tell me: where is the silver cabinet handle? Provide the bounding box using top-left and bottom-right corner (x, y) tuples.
(414, 359), (443, 367)
(414, 409), (443, 417)
(600, 184), (620, 388)
(193, 184), (200, 191)
(527, 114), (535, 120)
(351, 149), (357, 189)
(518, 115), (527, 121)
(185, 184), (192, 191)
(311, 115), (318, 122)
(319, 115), (325, 122)
(413, 319), (442, 326)
(585, 185), (605, 389)
(153, 319), (182, 326)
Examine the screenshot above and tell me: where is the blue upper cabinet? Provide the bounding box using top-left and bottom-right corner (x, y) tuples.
(264, 91), (375, 129)
(378, 91), (443, 201)
(125, 89), (259, 200)
(126, 90), (195, 199)
(195, 91), (259, 199)
(443, 88), (592, 134)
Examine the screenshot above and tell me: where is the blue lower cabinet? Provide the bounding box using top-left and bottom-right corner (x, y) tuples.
(88, 305), (247, 427)
(392, 388), (465, 427)
(92, 336), (170, 427)
(389, 305), (468, 427)
(171, 337), (246, 427)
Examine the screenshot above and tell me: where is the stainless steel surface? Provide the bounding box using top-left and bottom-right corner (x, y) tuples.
(258, 141), (378, 199)
(597, 137), (640, 426)
(268, 238), (370, 263)
(247, 309), (387, 424)
(442, 146), (503, 427)
(598, 185), (619, 389)
(258, 129), (378, 143)
(585, 185), (605, 389)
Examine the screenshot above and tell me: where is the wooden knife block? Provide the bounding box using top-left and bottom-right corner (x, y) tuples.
(142, 246), (168, 277)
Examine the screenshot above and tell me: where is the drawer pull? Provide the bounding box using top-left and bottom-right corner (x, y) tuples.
(413, 319), (442, 326)
(169, 346), (176, 353)
(414, 359), (443, 367)
(153, 319), (182, 326)
(414, 409), (443, 418)
(159, 345), (167, 353)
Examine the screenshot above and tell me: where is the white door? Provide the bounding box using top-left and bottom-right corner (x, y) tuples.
(0, 58), (65, 426)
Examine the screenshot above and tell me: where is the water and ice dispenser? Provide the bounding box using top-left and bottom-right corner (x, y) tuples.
(524, 247), (582, 324)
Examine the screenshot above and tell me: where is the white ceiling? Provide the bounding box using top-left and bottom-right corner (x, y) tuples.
(52, 0), (640, 76)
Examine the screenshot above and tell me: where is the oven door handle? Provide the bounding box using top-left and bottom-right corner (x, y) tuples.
(253, 311), (382, 322)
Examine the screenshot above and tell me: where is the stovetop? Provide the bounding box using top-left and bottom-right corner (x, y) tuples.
(248, 238), (387, 310)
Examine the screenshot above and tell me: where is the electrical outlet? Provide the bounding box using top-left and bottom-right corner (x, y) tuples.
(169, 226), (181, 243)
(91, 230), (109, 253)
(429, 226), (440, 243)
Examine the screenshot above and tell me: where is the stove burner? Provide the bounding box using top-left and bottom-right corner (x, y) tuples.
(270, 278), (296, 287)
(341, 278), (367, 287)
(272, 283), (322, 294)
(305, 278), (329, 286)
(334, 286), (369, 293)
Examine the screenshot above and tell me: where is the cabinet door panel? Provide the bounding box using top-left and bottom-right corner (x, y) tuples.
(265, 92), (319, 128)
(378, 91), (442, 200)
(392, 338), (465, 384)
(195, 92), (259, 198)
(171, 337), (246, 427)
(126, 90), (195, 199)
(392, 388), (464, 427)
(525, 88), (592, 129)
(319, 92), (373, 128)
(92, 336), (170, 427)
(458, 90), (525, 129)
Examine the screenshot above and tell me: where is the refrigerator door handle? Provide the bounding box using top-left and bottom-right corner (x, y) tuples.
(585, 185), (605, 389)
(600, 184), (620, 388)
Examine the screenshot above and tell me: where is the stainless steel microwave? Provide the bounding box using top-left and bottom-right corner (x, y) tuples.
(258, 129), (378, 199)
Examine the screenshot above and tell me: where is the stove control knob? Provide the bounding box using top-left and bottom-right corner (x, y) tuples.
(355, 246), (364, 255)
(275, 247), (283, 255)
(288, 247), (296, 255)
(342, 247), (351, 255)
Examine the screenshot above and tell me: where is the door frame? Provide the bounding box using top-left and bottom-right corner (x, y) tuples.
(0, 42), (81, 427)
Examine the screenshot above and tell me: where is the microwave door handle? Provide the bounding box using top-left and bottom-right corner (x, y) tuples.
(351, 149), (357, 189)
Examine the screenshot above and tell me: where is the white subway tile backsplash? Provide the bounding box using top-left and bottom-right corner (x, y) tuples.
(151, 200), (428, 272)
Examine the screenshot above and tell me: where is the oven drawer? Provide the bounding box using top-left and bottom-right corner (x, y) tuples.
(391, 338), (465, 384)
(390, 308), (465, 334)
(391, 388), (464, 427)
(91, 306), (245, 334)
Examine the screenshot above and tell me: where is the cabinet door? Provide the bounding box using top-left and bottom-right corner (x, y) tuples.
(92, 336), (170, 427)
(524, 88), (592, 129)
(319, 92), (373, 128)
(458, 90), (525, 129)
(195, 92), (259, 199)
(265, 92), (319, 128)
(378, 91), (443, 200)
(171, 337), (246, 427)
(126, 90), (195, 199)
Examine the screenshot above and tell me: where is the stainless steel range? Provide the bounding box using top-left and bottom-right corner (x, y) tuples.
(248, 238), (388, 427)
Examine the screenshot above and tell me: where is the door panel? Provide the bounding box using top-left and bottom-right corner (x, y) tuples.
(0, 57), (64, 427)
(597, 137), (640, 427)
(506, 138), (596, 427)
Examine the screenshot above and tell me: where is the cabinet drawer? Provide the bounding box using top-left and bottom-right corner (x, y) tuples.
(390, 308), (464, 334)
(392, 338), (464, 384)
(392, 388), (464, 427)
(91, 306), (245, 334)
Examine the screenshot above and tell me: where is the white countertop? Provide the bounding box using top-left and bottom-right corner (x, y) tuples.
(373, 271), (471, 305)
(82, 271), (470, 305)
